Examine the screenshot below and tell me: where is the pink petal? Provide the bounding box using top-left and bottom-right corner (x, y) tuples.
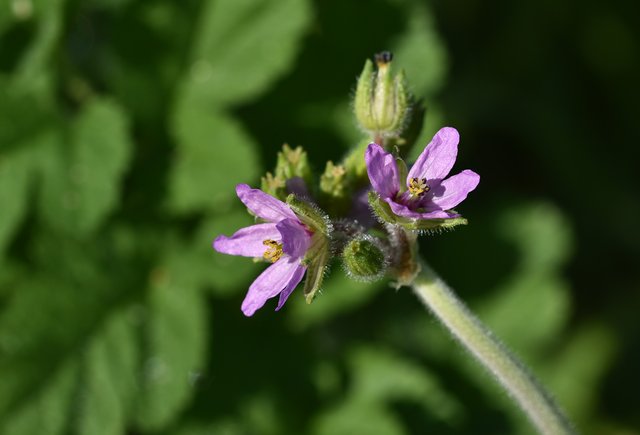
(213, 223), (280, 257)
(241, 258), (304, 316)
(236, 184), (297, 223)
(276, 262), (306, 311)
(365, 143), (400, 199)
(407, 127), (459, 183)
(430, 170), (480, 210)
(276, 219), (311, 258)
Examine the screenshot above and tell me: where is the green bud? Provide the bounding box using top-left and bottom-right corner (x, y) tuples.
(261, 144), (312, 199)
(342, 235), (387, 282)
(276, 144), (311, 180)
(368, 192), (468, 232)
(354, 52), (411, 140)
(261, 172), (286, 198)
(319, 161), (348, 199)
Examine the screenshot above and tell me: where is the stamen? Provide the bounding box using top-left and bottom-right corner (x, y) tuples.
(408, 177), (430, 196)
(262, 239), (283, 263)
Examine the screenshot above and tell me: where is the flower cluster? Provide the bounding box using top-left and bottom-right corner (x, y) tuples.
(213, 54), (479, 316)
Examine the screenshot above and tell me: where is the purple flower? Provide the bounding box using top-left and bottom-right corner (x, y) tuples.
(213, 184), (312, 316)
(366, 127), (480, 220)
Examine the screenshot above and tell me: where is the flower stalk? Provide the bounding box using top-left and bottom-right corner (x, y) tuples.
(412, 260), (576, 435)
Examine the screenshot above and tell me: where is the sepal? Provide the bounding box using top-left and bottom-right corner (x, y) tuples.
(368, 192), (468, 232)
(286, 194), (332, 235)
(301, 232), (330, 304)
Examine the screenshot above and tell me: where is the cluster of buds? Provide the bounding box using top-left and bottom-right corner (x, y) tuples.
(214, 53), (479, 316)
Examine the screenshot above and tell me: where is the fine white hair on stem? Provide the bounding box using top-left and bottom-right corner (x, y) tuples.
(412, 260), (576, 435)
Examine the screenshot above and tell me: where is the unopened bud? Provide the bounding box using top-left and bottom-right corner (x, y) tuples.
(261, 144), (312, 200)
(342, 235), (388, 282)
(354, 52), (411, 140)
(319, 161), (348, 199)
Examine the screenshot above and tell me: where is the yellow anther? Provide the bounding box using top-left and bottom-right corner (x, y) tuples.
(262, 239), (284, 263)
(408, 177), (430, 196)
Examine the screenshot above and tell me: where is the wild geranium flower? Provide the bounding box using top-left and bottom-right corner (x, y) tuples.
(213, 184), (312, 316)
(366, 126), (480, 220)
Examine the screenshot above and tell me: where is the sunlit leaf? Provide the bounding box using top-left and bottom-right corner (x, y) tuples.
(391, 3), (447, 98)
(313, 403), (404, 435)
(38, 99), (133, 235)
(0, 232), (206, 434)
(0, 241), (135, 435)
(179, 0), (312, 107)
(313, 346), (462, 434)
(542, 325), (617, 428)
(288, 273), (383, 330)
(168, 107), (259, 213)
(0, 146), (34, 258)
(135, 252), (207, 431)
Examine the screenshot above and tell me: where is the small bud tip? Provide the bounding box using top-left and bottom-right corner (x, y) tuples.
(375, 51), (394, 67)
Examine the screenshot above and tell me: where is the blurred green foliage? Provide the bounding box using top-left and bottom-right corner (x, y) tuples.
(0, 0), (638, 434)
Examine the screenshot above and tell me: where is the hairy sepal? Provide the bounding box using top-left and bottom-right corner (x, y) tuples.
(368, 192), (468, 231)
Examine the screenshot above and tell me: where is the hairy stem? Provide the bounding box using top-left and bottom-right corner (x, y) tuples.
(412, 260), (576, 434)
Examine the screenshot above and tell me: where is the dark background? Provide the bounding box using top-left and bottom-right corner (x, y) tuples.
(0, 0), (638, 434)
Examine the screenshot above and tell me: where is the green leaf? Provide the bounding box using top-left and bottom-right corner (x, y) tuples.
(0, 359), (78, 435)
(0, 76), (58, 153)
(0, 231), (207, 434)
(480, 276), (571, 360)
(179, 0), (312, 107)
(168, 107), (259, 213)
(313, 403), (404, 435)
(391, 3), (447, 98)
(135, 252), (207, 430)
(497, 203), (573, 274)
(288, 273), (382, 329)
(74, 311), (139, 435)
(478, 203), (574, 358)
(0, 145), (34, 258)
(0, 4), (13, 33)
(38, 99), (133, 235)
(12, 0), (65, 87)
(0, 241), (137, 435)
(541, 325), (616, 427)
(312, 346), (462, 435)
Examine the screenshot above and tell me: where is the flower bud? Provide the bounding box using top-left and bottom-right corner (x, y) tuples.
(261, 144), (312, 200)
(342, 235), (388, 282)
(354, 52), (411, 140)
(320, 161), (348, 199)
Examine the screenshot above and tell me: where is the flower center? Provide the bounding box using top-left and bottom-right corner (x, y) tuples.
(408, 177), (430, 197)
(262, 239), (283, 263)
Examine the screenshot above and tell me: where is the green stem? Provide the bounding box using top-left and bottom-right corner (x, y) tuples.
(412, 261), (576, 434)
